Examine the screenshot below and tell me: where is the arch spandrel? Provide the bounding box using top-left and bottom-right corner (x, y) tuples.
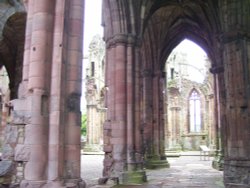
(0, 1), (26, 40)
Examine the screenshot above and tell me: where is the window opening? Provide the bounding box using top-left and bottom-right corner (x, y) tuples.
(189, 90), (201, 132)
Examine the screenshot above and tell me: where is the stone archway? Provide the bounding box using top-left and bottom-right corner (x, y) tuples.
(0, 1), (249, 187)
(102, 1), (250, 187)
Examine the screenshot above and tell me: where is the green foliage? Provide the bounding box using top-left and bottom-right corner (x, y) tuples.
(167, 79), (177, 87)
(81, 114), (87, 136)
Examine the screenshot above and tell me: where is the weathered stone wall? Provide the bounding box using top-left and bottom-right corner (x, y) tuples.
(165, 50), (215, 151)
(0, 102), (26, 186)
(84, 35), (106, 152)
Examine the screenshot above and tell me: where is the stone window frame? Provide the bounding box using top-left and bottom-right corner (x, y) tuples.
(188, 88), (202, 133)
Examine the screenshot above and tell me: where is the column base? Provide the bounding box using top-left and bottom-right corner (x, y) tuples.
(212, 152), (224, 171)
(121, 170), (147, 185)
(20, 179), (86, 188)
(145, 156), (170, 169)
(20, 180), (47, 188)
(224, 159), (250, 187)
(226, 183), (249, 188)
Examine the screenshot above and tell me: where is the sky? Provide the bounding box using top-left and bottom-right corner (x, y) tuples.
(83, 0), (103, 55)
(171, 39), (208, 83)
(81, 0), (103, 112)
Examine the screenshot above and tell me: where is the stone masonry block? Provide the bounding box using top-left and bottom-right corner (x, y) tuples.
(14, 144), (30, 162)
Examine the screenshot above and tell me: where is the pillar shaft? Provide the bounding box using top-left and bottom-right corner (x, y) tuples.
(103, 35), (146, 184)
(142, 69), (153, 157)
(63, 0), (84, 186)
(19, 0), (85, 187)
(47, 0), (66, 181)
(24, 0), (55, 183)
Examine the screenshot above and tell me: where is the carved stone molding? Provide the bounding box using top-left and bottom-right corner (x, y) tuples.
(106, 33), (141, 48)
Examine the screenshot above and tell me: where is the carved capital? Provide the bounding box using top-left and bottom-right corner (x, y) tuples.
(153, 70), (165, 78)
(141, 69), (153, 78)
(106, 34), (141, 48)
(210, 66), (224, 74)
(220, 30), (250, 44)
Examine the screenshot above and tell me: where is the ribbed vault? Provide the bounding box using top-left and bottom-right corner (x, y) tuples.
(141, 0), (220, 71)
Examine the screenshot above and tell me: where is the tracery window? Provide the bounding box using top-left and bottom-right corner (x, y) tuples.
(189, 89), (201, 132)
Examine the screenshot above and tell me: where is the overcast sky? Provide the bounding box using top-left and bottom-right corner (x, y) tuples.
(83, 0), (103, 55)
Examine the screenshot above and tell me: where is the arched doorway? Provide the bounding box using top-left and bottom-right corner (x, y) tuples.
(165, 39), (215, 152)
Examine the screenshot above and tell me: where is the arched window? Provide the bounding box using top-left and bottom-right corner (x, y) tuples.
(189, 89), (201, 132)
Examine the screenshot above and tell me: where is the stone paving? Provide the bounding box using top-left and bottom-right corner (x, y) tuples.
(81, 154), (224, 188)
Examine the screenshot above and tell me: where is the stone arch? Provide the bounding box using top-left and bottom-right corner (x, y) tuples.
(0, 11), (26, 99)
(139, 0), (221, 169)
(102, 0), (224, 185)
(140, 1), (221, 72)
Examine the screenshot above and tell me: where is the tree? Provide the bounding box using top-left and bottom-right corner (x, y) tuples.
(81, 114), (87, 136)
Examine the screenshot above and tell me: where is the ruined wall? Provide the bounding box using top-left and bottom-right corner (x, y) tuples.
(165, 49), (215, 151)
(84, 35), (106, 152)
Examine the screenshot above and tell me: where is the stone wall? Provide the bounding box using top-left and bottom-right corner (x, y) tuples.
(84, 35), (106, 152)
(166, 60), (215, 151)
(0, 103), (26, 186)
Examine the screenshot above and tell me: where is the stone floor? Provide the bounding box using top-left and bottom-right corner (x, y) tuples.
(81, 153), (224, 188)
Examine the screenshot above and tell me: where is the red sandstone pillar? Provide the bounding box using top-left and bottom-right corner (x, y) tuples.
(22, 0), (32, 82)
(152, 72), (160, 156)
(103, 46), (116, 177)
(126, 45), (135, 169)
(112, 44), (126, 173)
(142, 68), (169, 169)
(20, 0), (85, 187)
(103, 35), (146, 184)
(134, 47), (144, 170)
(159, 74), (167, 159)
(211, 70), (224, 170)
(142, 69), (154, 158)
(23, 0), (55, 185)
(63, 0), (85, 187)
(47, 0), (66, 183)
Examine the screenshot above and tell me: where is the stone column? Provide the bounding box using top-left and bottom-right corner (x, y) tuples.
(63, 0), (85, 187)
(159, 73), (168, 159)
(144, 70), (169, 169)
(169, 106), (181, 150)
(218, 1), (250, 184)
(141, 69), (154, 163)
(103, 46), (115, 178)
(211, 67), (224, 171)
(221, 36), (250, 186)
(103, 34), (146, 184)
(21, 0), (55, 186)
(14, 0), (85, 187)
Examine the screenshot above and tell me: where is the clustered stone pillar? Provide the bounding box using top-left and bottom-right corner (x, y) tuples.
(211, 67), (224, 171)
(219, 1), (250, 186)
(103, 34), (146, 184)
(0, 0), (85, 187)
(222, 37), (250, 186)
(141, 69), (154, 163)
(143, 70), (169, 169)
